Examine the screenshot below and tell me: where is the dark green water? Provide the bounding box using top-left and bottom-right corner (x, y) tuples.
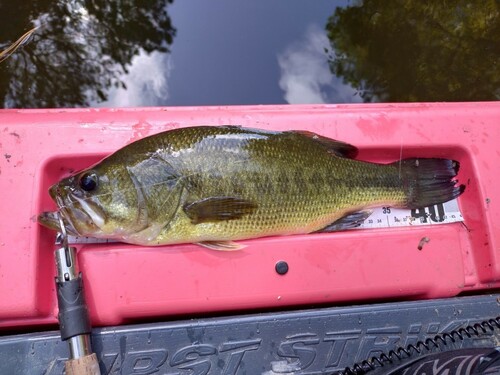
(0, 0), (498, 108)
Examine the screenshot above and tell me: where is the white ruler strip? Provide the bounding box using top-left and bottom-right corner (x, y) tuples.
(355, 199), (463, 229)
(68, 236), (117, 244)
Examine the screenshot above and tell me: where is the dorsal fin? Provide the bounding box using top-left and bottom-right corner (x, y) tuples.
(288, 130), (358, 159)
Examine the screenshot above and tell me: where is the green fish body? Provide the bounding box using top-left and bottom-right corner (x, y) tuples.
(39, 126), (464, 249)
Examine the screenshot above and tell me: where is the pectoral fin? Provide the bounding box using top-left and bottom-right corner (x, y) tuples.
(196, 241), (246, 251)
(315, 210), (373, 233)
(183, 197), (257, 224)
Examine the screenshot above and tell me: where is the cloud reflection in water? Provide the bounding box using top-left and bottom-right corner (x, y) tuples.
(99, 51), (173, 107)
(278, 26), (361, 105)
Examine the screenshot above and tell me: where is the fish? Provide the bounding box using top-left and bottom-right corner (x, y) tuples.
(38, 126), (465, 250)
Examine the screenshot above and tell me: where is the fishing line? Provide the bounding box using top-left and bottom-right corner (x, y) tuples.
(0, 26), (38, 63)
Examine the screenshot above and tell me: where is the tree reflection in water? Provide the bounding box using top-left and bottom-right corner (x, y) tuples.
(0, 0), (175, 107)
(326, 0), (500, 102)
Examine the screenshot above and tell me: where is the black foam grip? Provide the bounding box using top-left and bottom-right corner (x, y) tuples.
(56, 275), (91, 340)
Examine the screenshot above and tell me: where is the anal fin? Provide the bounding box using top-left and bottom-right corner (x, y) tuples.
(315, 210), (373, 233)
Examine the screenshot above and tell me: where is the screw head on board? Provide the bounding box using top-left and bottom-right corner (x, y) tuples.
(275, 261), (289, 275)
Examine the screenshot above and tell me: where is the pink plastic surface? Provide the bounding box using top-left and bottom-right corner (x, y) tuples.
(0, 103), (499, 329)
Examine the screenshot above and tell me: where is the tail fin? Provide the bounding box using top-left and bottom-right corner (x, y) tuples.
(393, 158), (465, 209)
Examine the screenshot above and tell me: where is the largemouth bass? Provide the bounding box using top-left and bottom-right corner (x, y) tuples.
(39, 126), (465, 250)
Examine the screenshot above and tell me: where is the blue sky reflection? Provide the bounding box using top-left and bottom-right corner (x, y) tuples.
(99, 0), (357, 107)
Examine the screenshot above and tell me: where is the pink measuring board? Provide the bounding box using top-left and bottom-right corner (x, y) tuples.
(0, 102), (499, 329)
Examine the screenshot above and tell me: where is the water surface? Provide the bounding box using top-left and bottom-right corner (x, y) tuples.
(0, 0), (498, 108)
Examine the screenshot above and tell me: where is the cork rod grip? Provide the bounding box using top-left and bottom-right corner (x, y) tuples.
(64, 353), (101, 375)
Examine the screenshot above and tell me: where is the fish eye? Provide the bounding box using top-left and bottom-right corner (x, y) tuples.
(79, 172), (98, 192)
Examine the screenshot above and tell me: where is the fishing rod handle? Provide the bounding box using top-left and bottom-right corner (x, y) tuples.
(65, 353), (101, 375)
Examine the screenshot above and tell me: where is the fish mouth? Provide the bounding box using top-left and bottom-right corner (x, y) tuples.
(42, 185), (105, 236)
(38, 210), (79, 236)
